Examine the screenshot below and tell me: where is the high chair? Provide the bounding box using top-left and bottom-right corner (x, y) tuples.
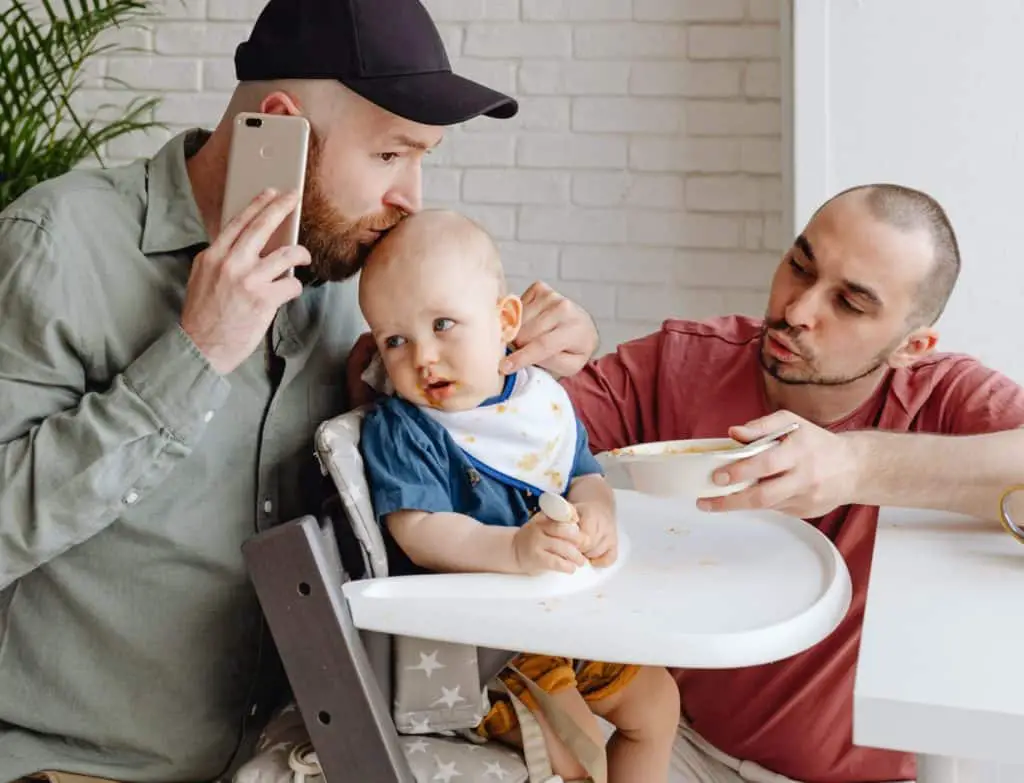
(236, 407), (853, 783)
(237, 407), (603, 783)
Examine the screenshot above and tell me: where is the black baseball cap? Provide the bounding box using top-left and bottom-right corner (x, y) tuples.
(235, 0), (518, 126)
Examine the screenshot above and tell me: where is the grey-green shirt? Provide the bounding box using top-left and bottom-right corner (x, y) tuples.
(0, 131), (365, 781)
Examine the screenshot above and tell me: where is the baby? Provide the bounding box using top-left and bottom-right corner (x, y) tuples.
(357, 209), (679, 783)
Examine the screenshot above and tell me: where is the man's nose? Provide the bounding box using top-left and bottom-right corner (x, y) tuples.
(784, 288), (820, 330)
(384, 164), (423, 215)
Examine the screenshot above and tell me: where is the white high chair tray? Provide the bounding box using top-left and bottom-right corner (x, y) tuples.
(342, 489), (852, 668)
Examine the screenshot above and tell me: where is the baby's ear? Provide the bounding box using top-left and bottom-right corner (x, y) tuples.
(498, 293), (523, 342)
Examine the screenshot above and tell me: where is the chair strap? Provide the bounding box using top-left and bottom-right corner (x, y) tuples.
(504, 681), (558, 782)
(502, 663), (608, 783)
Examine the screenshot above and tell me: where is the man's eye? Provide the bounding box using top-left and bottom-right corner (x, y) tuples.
(838, 297), (864, 315)
(789, 258), (810, 277)
(384, 335), (405, 348)
(434, 318), (454, 332)
(378, 152), (400, 163)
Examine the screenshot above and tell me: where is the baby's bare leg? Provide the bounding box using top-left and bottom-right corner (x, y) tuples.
(494, 687), (606, 781)
(589, 666), (680, 783)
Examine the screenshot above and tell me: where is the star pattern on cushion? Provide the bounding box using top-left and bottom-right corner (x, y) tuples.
(432, 756), (462, 782)
(407, 649), (446, 678)
(432, 685), (466, 709)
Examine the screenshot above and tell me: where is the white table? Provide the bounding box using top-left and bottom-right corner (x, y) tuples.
(344, 489), (852, 670)
(854, 507), (1024, 782)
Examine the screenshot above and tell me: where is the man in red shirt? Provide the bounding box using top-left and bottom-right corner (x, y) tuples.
(561, 183), (1024, 783)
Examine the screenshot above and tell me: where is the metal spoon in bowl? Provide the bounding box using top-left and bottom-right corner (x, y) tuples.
(602, 421), (801, 463)
(729, 421), (801, 458)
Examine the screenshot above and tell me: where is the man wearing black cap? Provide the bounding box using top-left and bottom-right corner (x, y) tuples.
(0, 1), (599, 781)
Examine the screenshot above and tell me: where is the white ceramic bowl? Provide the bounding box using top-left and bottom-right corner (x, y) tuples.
(596, 437), (776, 499)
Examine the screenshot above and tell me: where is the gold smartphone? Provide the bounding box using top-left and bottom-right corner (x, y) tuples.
(220, 111), (310, 258)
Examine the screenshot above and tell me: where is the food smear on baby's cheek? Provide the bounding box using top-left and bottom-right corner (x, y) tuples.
(418, 379), (459, 408)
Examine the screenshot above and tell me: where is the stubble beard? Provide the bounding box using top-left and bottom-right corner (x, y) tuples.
(758, 320), (893, 387)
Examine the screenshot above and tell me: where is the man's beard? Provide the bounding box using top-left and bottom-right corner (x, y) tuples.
(295, 135), (405, 284)
(758, 317), (893, 386)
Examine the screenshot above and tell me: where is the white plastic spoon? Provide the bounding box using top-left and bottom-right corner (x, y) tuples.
(539, 491), (580, 526)
(539, 492), (594, 575)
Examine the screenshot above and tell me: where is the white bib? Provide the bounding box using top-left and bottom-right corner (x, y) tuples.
(419, 366), (579, 496)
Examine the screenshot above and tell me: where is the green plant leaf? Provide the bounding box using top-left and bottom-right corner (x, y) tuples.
(0, 0), (166, 211)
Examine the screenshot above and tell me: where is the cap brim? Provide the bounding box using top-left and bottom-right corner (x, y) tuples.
(342, 70), (518, 126)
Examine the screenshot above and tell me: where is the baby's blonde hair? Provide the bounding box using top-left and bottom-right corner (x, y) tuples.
(360, 209), (507, 301)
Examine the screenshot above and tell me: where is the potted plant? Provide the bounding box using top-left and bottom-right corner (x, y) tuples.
(0, 0), (164, 212)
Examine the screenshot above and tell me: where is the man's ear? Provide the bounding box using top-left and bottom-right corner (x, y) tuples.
(889, 326), (938, 368)
(260, 90), (303, 117)
(498, 294), (523, 344)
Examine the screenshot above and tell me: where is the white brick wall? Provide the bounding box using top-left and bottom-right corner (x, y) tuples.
(66, 0), (788, 349)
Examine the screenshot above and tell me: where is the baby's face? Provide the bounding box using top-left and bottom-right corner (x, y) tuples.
(361, 246), (521, 411)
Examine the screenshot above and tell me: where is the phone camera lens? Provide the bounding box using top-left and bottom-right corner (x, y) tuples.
(246, 117), (263, 128)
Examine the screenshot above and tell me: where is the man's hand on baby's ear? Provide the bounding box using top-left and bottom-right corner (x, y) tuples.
(346, 331), (381, 408)
(503, 281), (599, 378)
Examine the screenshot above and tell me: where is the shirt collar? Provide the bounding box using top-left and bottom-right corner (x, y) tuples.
(141, 129), (211, 255)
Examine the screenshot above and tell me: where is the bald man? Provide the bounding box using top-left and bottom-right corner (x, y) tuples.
(0, 1), (599, 781)
(563, 183), (1024, 783)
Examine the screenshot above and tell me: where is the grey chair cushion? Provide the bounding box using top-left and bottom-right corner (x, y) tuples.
(314, 408), (388, 578)
(313, 408), (492, 733)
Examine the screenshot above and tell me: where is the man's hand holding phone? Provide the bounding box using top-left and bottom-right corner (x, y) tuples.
(180, 188), (310, 375)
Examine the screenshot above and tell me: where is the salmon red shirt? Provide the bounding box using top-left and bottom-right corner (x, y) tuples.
(562, 315), (1024, 783)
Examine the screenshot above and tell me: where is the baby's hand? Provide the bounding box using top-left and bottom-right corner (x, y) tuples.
(576, 501), (618, 567)
(512, 513), (588, 575)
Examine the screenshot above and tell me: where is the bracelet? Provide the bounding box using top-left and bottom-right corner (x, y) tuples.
(997, 484), (1024, 543)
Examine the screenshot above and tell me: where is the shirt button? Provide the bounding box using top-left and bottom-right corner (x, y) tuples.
(263, 499), (273, 514)
(123, 490), (140, 505)
(203, 410), (214, 423)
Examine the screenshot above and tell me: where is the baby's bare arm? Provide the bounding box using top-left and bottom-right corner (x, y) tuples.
(386, 510), (520, 574)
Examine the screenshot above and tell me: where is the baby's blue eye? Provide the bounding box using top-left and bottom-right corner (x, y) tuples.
(434, 318), (455, 332)
(385, 335), (406, 349)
